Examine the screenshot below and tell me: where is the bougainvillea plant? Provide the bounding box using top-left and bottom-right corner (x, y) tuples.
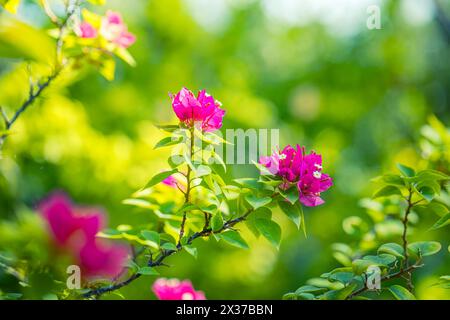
(0, 0), (135, 151)
(283, 118), (450, 300)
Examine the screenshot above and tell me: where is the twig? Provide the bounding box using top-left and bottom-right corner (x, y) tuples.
(401, 187), (414, 291)
(0, 1), (81, 151)
(347, 263), (423, 299)
(82, 207), (255, 298)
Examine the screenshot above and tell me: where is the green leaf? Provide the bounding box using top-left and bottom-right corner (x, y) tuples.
(122, 198), (154, 209)
(155, 124), (181, 133)
(295, 285), (327, 295)
(397, 164), (415, 177)
(388, 285), (416, 300)
(362, 254), (396, 266)
(279, 187), (298, 204)
(408, 241), (441, 258)
(373, 174), (405, 186)
(278, 201), (300, 229)
(255, 218), (282, 248)
(140, 230), (160, 248)
(377, 243), (404, 259)
(430, 213), (450, 230)
(99, 57), (115, 81)
(417, 186), (435, 203)
(161, 242), (177, 251)
(194, 165), (211, 178)
(320, 282), (358, 300)
(137, 266), (159, 276)
(144, 169), (178, 189)
(245, 194), (272, 209)
(218, 230), (249, 249)
(184, 245), (198, 259)
(416, 169), (449, 182)
(154, 136), (183, 149)
(211, 212), (224, 232)
(234, 178), (259, 189)
(373, 185), (402, 198)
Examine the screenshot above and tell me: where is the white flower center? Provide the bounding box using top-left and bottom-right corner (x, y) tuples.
(313, 171), (322, 179)
(314, 163), (322, 170)
(279, 154), (287, 160)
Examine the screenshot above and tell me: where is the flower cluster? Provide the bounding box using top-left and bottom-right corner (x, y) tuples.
(39, 192), (129, 280)
(260, 145), (333, 207)
(78, 10), (136, 49)
(152, 278), (206, 300)
(170, 87), (226, 132)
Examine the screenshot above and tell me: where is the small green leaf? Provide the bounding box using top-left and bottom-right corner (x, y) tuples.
(408, 241), (441, 258)
(278, 200), (300, 229)
(211, 212), (224, 232)
(320, 282), (358, 300)
(161, 242), (177, 251)
(417, 186), (435, 203)
(137, 267), (159, 276)
(397, 164), (415, 177)
(377, 243), (404, 259)
(218, 230), (249, 249)
(155, 124), (180, 133)
(430, 213), (450, 230)
(255, 218), (282, 248)
(184, 245), (198, 259)
(245, 194), (272, 209)
(144, 169), (178, 189)
(154, 136), (183, 149)
(388, 285), (416, 300)
(141, 230), (160, 248)
(194, 165), (211, 178)
(279, 187), (299, 204)
(234, 178), (259, 189)
(373, 185), (402, 198)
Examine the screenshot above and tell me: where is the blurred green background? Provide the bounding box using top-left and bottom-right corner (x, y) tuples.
(0, 0), (449, 299)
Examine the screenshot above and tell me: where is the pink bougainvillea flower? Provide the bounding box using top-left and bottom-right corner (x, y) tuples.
(78, 21), (98, 38)
(38, 192), (104, 247)
(77, 239), (129, 279)
(38, 192), (129, 280)
(100, 10), (136, 49)
(152, 278), (206, 300)
(170, 87), (226, 132)
(259, 145), (333, 207)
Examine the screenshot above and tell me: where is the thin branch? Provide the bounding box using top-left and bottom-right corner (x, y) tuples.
(0, 1), (81, 150)
(82, 207), (255, 299)
(347, 263), (423, 300)
(401, 187), (414, 291)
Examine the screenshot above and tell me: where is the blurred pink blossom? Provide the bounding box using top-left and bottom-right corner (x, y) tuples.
(100, 10), (136, 49)
(152, 278), (206, 300)
(39, 192), (129, 280)
(170, 87), (226, 132)
(78, 22), (97, 38)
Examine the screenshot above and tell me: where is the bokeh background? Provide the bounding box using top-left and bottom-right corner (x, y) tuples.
(0, 0), (449, 299)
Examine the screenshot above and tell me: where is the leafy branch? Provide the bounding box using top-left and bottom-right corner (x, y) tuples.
(81, 207), (255, 298)
(0, 1), (80, 151)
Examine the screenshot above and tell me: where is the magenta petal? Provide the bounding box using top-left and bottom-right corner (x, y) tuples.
(299, 194), (325, 207)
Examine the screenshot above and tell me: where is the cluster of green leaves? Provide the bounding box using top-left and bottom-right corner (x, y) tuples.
(284, 164), (449, 300)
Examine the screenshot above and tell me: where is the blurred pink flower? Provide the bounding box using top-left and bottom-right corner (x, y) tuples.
(100, 10), (136, 49)
(38, 192), (129, 280)
(170, 87), (226, 132)
(161, 174), (178, 188)
(152, 278), (206, 300)
(78, 22), (97, 38)
(259, 145), (333, 207)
